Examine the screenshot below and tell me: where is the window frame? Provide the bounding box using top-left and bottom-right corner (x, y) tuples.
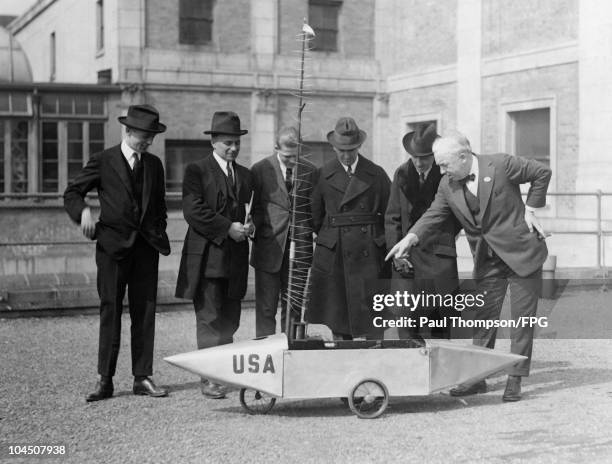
(500, 96), (557, 216)
(308, 0), (342, 53)
(179, 0), (214, 46)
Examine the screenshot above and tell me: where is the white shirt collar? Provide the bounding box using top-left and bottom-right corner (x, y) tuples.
(341, 156), (359, 174)
(121, 140), (139, 167)
(465, 153), (479, 195)
(213, 151), (233, 177)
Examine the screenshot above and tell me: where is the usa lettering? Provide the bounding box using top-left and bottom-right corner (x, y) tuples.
(232, 354), (275, 374)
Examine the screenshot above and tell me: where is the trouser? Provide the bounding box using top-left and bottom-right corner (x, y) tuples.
(193, 277), (241, 349)
(96, 237), (159, 377)
(472, 257), (542, 376)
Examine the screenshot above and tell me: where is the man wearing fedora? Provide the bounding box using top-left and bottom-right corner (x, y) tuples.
(175, 111), (253, 399)
(385, 123), (461, 340)
(305, 117), (390, 339)
(250, 126), (317, 337)
(64, 104), (171, 401)
(387, 130), (551, 401)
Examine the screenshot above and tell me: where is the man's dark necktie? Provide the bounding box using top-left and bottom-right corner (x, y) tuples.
(227, 161), (235, 190)
(346, 165), (353, 178)
(419, 171), (426, 187)
(132, 153), (142, 177)
(285, 167), (293, 193)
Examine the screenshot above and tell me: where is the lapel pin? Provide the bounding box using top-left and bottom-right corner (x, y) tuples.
(484, 176), (491, 182)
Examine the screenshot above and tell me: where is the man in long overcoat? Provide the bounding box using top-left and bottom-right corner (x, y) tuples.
(175, 111), (253, 399)
(305, 117), (391, 339)
(250, 126), (317, 337)
(385, 123), (461, 339)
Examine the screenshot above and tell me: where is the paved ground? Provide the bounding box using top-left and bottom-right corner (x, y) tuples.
(1, 287), (612, 464)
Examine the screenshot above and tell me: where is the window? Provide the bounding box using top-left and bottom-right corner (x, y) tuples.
(97, 69), (112, 84)
(309, 0), (341, 52)
(0, 124), (4, 193)
(11, 120), (29, 193)
(41, 94), (106, 116)
(179, 0), (213, 45)
(165, 140), (212, 192)
(41, 121), (106, 192)
(50, 32), (56, 81)
(302, 141), (336, 168)
(0, 92), (30, 115)
(96, 0), (104, 51)
(508, 108), (550, 167)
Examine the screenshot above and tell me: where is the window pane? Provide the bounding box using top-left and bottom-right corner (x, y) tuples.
(0, 93), (9, 112)
(11, 120), (28, 193)
(59, 95), (73, 114)
(42, 122), (58, 193)
(90, 95), (104, 114)
(12, 93), (28, 112)
(67, 122), (83, 139)
(41, 95), (57, 114)
(0, 125), (4, 193)
(309, 1), (340, 51)
(165, 140), (212, 191)
(511, 108), (550, 167)
(89, 122), (104, 140)
(75, 97), (89, 115)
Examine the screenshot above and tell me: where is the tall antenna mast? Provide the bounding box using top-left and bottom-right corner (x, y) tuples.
(285, 20), (315, 341)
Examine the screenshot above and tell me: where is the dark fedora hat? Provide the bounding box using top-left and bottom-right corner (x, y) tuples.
(402, 123), (438, 157)
(204, 111), (248, 136)
(327, 117), (367, 150)
(118, 104), (166, 133)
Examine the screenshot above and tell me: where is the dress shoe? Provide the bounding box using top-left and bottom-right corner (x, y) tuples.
(133, 377), (168, 397)
(450, 379), (487, 397)
(86, 380), (114, 402)
(201, 379), (227, 399)
(502, 375), (522, 402)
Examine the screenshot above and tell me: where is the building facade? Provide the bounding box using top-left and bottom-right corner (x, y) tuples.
(1, 0), (611, 309)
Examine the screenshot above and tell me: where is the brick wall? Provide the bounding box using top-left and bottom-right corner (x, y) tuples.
(482, 0), (578, 57)
(146, 0), (251, 53)
(376, 0), (457, 77)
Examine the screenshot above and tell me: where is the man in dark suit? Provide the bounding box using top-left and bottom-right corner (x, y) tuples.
(387, 130), (551, 401)
(64, 104), (171, 402)
(305, 117), (391, 340)
(250, 126), (317, 337)
(385, 123), (460, 340)
(175, 111), (253, 399)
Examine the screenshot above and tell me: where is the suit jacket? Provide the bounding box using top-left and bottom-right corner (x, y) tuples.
(175, 155), (253, 300)
(63, 144), (170, 259)
(411, 153), (551, 278)
(306, 155), (391, 336)
(249, 154), (317, 273)
(385, 160), (460, 288)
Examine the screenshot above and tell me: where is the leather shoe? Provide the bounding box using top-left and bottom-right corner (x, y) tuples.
(450, 379), (487, 396)
(86, 380), (113, 402)
(502, 375), (522, 402)
(201, 380), (227, 399)
(133, 377), (168, 397)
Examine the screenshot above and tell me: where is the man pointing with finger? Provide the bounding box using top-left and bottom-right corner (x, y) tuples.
(386, 130), (551, 402)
